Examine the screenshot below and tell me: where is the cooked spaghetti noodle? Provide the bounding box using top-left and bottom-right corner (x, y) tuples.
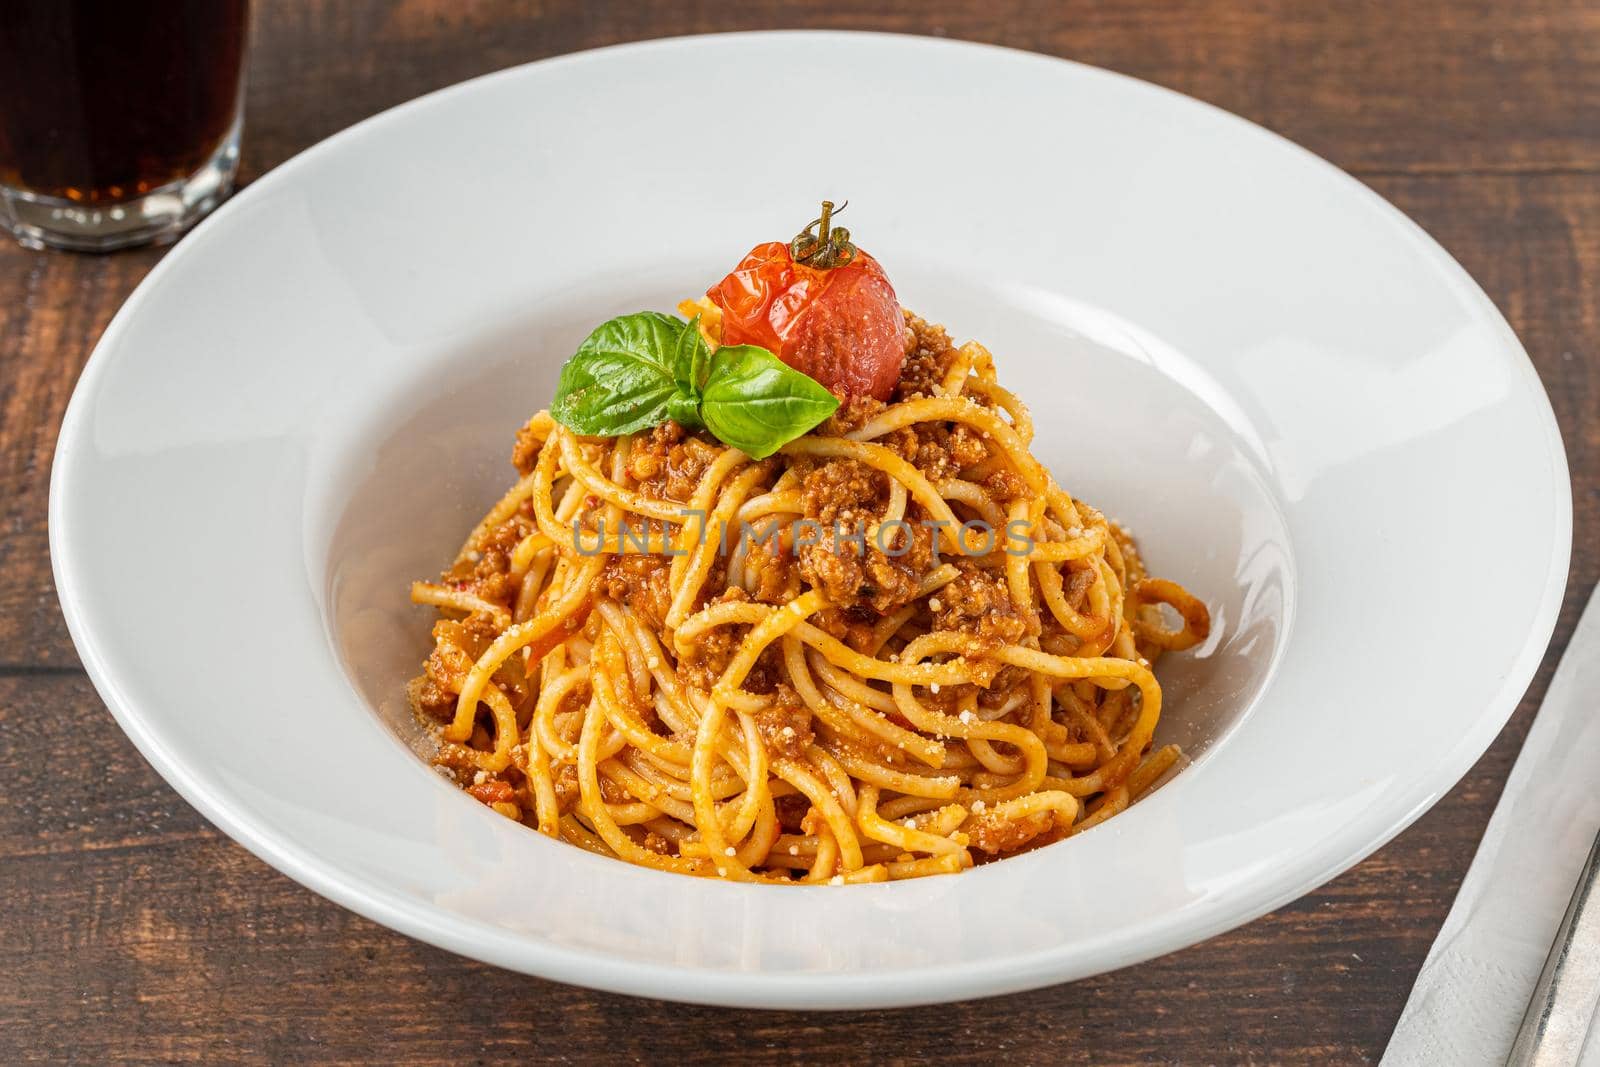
(409, 311), (1210, 882)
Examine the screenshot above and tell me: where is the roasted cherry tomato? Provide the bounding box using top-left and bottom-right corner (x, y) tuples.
(706, 202), (905, 401)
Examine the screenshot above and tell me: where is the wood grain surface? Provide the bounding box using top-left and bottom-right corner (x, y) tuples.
(2, 1), (1595, 1063)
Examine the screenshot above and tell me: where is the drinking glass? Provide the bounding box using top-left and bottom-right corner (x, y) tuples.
(0, 0), (251, 252)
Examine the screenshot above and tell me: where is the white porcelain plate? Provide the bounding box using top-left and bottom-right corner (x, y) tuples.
(50, 32), (1569, 1009)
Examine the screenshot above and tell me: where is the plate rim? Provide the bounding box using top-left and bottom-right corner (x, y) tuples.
(48, 29), (1572, 1008)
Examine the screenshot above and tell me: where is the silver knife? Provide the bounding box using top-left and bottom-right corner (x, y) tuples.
(1507, 827), (1600, 1065)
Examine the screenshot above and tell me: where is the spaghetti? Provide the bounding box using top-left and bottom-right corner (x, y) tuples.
(409, 311), (1210, 882)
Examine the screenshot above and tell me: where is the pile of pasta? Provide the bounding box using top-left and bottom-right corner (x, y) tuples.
(410, 315), (1210, 882)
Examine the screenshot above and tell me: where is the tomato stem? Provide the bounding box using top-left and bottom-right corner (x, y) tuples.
(790, 200), (857, 269)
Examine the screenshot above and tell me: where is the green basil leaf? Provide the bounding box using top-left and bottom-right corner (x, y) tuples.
(673, 314), (712, 394)
(700, 344), (840, 459)
(665, 389), (704, 429)
(550, 311), (687, 435)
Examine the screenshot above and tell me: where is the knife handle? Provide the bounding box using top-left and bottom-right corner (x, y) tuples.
(1507, 826), (1600, 1066)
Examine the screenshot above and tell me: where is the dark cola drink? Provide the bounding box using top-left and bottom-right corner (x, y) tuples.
(0, 1), (250, 250)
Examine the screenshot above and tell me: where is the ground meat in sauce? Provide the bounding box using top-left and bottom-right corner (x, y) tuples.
(930, 564), (1038, 649)
(892, 314), (959, 400)
(411, 675), (456, 723)
(553, 764), (580, 813)
(468, 778), (516, 806)
(751, 688), (814, 759)
(977, 665), (1030, 709)
(947, 425), (988, 469)
(795, 458), (931, 615)
(965, 810), (1053, 854)
(742, 646), (783, 695)
(811, 605), (883, 651)
(631, 421), (721, 501)
(775, 793), (812, 833)
(819, 395), (888, 436)
(511, 420), (545, 475)
(419, 618), (492, 706)
(983, 468), (1029, 504)
(746, 535), (800, 605)
(881, 421), (994, 484)
(433, 517), (527, 608)
(681, 634), (782, 694)
(457, 523), (526, 602)
(430, 743), (479, 782)
(677, 590), (749, 690)
(801, 456), (881, 528)
(600, 553), (673, 631)
(598, 775), (631, 806)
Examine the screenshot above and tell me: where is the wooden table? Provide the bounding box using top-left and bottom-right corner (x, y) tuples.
(3, 2), (1593, 1062)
